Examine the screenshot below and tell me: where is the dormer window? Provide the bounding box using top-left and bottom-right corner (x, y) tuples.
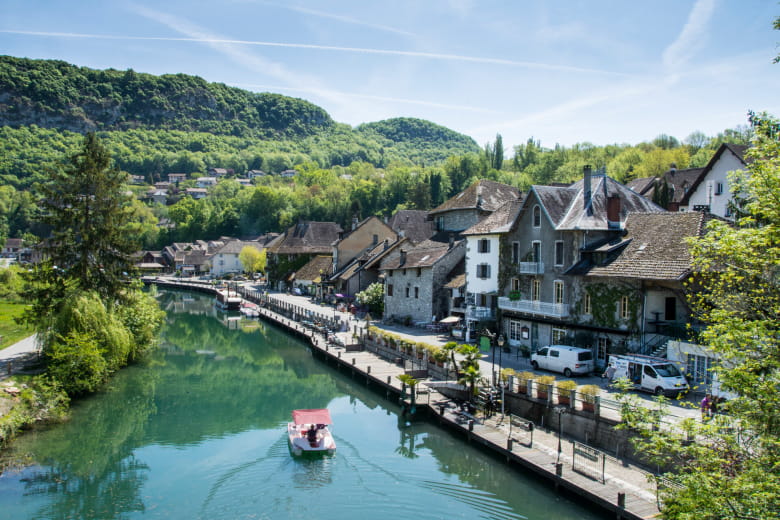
(533, 205), (541, 227)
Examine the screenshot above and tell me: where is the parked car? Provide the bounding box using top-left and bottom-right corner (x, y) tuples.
(607, 354), (689, 397)
(531, 345), (594, 377)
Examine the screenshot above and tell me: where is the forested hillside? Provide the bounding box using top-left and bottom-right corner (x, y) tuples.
(0, 55), (753, 251)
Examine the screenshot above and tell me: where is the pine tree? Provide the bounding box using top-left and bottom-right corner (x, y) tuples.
(37, 132), (137, 301)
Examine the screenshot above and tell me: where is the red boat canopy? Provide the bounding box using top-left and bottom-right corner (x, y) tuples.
(291, 409), (332, 425)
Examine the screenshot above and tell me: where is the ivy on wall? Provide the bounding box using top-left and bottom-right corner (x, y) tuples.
(574, 282), (641, 332)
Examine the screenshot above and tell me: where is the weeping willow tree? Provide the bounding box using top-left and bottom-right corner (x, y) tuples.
(22, 133), (165, 395)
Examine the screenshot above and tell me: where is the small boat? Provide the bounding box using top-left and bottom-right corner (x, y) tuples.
(287, 409), (336, 456)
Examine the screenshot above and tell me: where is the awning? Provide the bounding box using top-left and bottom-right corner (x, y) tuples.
(439, 316), (461, 324)
(292, 409), (332, 425)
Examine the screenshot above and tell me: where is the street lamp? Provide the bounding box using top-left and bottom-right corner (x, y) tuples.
(497, 334), (506, 417)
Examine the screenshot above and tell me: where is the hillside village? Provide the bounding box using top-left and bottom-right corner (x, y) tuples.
(16, 141), (738, 399)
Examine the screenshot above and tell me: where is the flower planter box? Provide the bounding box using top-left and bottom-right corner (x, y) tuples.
(582, 402), (595, 413)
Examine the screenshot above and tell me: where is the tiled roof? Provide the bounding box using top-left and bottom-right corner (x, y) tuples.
(626, 177), (656, 197)
(294, 255), (333, 282)
(387, 210), (436, 243)
(429, 180), (520, 215)
(462, 197), (524, 235)
(214, 240), (263, 255)
(267, 221), (343, 255)
(664, 167), (705, 203)
(534, 174), (664, 230)
(379, 237), (463, 270)
(578, 212), (707, 281)
(444, 272), (466, 289)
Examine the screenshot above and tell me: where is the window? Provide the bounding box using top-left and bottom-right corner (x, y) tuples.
(555, 241), (564, 266)
(552, 328), (567, 344)
(686, 354), (713, 386)
(532, 279), (540, 301)
(405, 287), (410, 298)
(511, 242), (519, 263)
(477, 264), (491, 279)
(478, 293), (488, 306)
(403, 269), (407, 276)
(554, 280), (564, 305)
(620, 295), (630, 319)
(437, 216), (444, 231)
(597, 337), (607, 362)
(414, 287), (419, 299)
(388, 270), (393, 277)
(372, 234), (378, 244)
(665, 297), (676, 321)
(583, 293), (592, 315)
(532, 241), (541, 263)
(417, 268), (422, 277)
(533, 205), (541, 227)
(509, 320), (523, 341)
(715, 182), (724, 195)
(478, 239), (490, 253)
(387, 284), (394, 296)
(511, 278), (520, 291)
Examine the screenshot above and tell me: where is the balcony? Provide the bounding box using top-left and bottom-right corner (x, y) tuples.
(498, 297), (569, 319)
(467, 306), (495, 321)
(517, 262), (544, 274)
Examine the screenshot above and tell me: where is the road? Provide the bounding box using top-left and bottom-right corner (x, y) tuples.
(0, 334), (38, 381)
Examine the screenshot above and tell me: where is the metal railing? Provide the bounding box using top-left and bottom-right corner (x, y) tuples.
(517, 261), (544, 274)
(498, 297), (570, 318)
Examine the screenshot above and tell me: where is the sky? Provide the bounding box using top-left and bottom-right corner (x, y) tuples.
(0, 0), (778, 150)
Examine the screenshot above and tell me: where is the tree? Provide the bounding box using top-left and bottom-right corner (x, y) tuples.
(36, 132), (137, 301)
(238, 245), (266, 275)
(355, 282), (384, 315)
(619, 112), (780, 518)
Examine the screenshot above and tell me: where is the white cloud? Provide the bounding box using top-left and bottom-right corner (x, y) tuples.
(662, 0), (715, 71)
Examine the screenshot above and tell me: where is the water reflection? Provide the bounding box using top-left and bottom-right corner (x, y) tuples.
(0, 290), (601, 520)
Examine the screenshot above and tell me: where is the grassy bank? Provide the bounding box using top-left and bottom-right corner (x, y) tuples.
(0, 376), (69, 451)
(0, 302), (32, 350)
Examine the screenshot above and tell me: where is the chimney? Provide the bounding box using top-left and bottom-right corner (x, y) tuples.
(399, 249), (407, 266)
(607, 195), (621, 229)
(583, 165), (593, 216)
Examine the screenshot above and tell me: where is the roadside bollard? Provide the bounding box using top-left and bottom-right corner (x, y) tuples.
(618, 492), (625, 509)
(439, 404), (445, 415)
(507, 438), (513, 450)
(556, 463), (563, 477)
(367, 366), (371, 374)
(468, 420), (474, 432)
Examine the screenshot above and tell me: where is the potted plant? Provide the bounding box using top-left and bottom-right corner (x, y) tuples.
(431, 348), (448, 367)
(555, 380), (577, 406)
(536, 375), (555, 399)
(579, 384), (600, 412)
(516, 371), (535, 394)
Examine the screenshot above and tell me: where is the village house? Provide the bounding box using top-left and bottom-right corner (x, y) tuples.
(496, 166), (664, 362)
(386, 209), (436, 243)
(264, 221), (343, 291)
(210, 239), (264, 277)
(460, 198), (524, 340)
(379, 235), (465, 325)
(167, 173), (187, 184)
(207, 167), (229, 177)
(325, 216), (400, 299)
(185, 187), (208, 199)
(568, 211), (710, 369)
(196, 177), (218, 188)
(676, 143), (748, 220)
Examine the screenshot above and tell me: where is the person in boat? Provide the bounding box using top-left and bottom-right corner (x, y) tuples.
(307, 425), (318, 443)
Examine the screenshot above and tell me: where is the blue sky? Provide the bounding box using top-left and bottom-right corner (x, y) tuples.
(1, 0), (778, 149)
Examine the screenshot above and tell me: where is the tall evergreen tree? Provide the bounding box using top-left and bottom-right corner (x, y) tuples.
(37, 132), (137, 301)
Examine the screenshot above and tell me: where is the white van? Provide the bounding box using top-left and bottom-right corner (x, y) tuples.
(608, 354), (689, 397)
(531, 345), (594, 377)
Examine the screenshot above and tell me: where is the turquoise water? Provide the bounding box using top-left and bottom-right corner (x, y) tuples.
(0, 291), (601, 519)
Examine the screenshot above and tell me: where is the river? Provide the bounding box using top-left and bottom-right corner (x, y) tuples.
(0, 290), (601, 519)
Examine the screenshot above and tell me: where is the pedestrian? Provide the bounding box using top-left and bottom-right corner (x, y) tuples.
(701, 394), (712, 421)
(601, 365), (616, 388)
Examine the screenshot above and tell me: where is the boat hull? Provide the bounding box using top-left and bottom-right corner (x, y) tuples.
(287, 423), (336, 456)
